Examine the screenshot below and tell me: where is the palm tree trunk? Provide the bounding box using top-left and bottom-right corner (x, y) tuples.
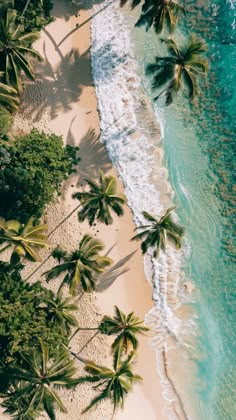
(69, 326), (99, 344)
(13, 0), (31, 37)
(24, 203), (81, 282)
(70, 351), (86, 364)
(48, 203), (81, 237)
(0, 242), (11, 254)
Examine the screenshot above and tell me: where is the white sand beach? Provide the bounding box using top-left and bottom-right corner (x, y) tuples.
(0, 1), (169, 419)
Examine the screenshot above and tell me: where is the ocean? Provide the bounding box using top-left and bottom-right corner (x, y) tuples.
(91, 0), (236, 418)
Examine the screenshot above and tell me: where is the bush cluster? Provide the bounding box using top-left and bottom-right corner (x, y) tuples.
(0, 129), (79, 222)
(14, 0), (54, 31)
(0, 263), (67, 365)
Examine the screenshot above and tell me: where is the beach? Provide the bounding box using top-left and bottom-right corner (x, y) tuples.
(0, 1), (168, 419)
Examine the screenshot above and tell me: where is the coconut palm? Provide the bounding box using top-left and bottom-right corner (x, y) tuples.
(70, 306), (149, 356)
(44, 234), (113, 295)
(77, 350), (142, 414)
(72, 171), (126, 226)
(146, 35), (209, 105)
(0, 9), (42, 91)
(0, 216), (49, 263)
(0, 72), (19, 111)
(45, 289), (78, 335)
(136, 0), (185, 33)
(131, 206), (184, 257)
(0, 340), (80, 419)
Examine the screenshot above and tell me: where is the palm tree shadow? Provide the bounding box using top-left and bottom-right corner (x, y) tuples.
(22, 46), (91, 121)
(52, 0), (105, 21)
(96, 250), (137, 292)
(67, 124), (112, 185)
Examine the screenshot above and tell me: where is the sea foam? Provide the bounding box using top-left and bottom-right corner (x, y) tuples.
(90, 1), (194, 416)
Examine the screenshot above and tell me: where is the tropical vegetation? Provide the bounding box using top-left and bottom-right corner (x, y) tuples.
(0, 74), (19, 112)
(44, 234), (113, 295)
(77, 350), (142, 414)
(70, 305), (149, 356)
(146, 35), (209, 105)
(0, 216), (49, 263)
(44, 289), (78, 335)
(0, 263), (67, 365)
(0, 340), (80, 419)
(131, 206), (184, 257)
(0, 129), (79, 222)
(72, 171), (126, 225)
(0, 9), (42, 91)
(14, 0), (54, 32)
(136, 0), (185, 33)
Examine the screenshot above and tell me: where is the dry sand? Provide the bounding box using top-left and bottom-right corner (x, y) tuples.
(0, 1), (169, 419)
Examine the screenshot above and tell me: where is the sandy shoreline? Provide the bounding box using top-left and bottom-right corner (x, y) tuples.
(0, 1), (169, 419)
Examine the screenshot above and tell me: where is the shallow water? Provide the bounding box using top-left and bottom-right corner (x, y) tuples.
(91, 0), (236, 418)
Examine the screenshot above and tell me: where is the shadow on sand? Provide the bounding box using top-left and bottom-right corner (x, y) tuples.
(96, 250), (137, 292)
(22, 46), (92, 121)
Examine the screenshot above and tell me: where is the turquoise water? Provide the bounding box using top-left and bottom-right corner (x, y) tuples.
(124, 1), (235, 418)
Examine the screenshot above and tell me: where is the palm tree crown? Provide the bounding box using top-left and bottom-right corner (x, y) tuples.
(99, 306), (149, 355)
(146, 35), (209, 105)
(78, 351), (142, 414)
(0, 9), (42, 91)
(0, 341), (80, 419)
(136, 0), (185, 33)
(131, 206), (184, 257)
(72, 171), (126, 226)
(44, 234), (113, 295)
(0, 72), (19, 111)
(45, 289), (78, 335)
(0, 216), (49, 263)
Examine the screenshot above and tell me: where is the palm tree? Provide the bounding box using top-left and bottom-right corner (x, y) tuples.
(0, 340), (80, 419)
(0, 216), (49, 263)
(45, 289), (78, 335)
(131, 206), (184, 257)
(0, 9), (42, 91)
(44, 234), (113, 295)
(72, 171), (126, 226)
(135, 0), (185, 33)
(146, 35), (209, 105)
(0, 72), (19, 111)
(70, 306), (149, 356)
(77, 350), (142, 414)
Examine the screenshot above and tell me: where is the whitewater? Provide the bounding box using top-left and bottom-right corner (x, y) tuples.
(90, 1), (195, 418)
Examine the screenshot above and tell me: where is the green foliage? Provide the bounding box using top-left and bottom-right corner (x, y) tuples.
(0, 216), (49, 263)
(0, 9), (42, 91)
(0, 340), (80, 419)
(14, 0), (54, 32)
(44, 234), (113, 295)
(99, 306), (149, 355)
(0, 107), (13, 134)
(0, 72), (20, 112)
(78, 350), (142, 414)
(0, 263), (68, 364)
(146, 35), (209, 105)
(0, 129), (80, 222)
(131, 206), (185, 257)
(72, 171), (126, 226)
(135, 0), (185, 34)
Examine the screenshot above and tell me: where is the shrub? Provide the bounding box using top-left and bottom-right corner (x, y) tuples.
(0, 107), (13, 134)
(0, 262), (68, 364)
(0, 129), (79, 222)
(14, 0), (54, 32)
